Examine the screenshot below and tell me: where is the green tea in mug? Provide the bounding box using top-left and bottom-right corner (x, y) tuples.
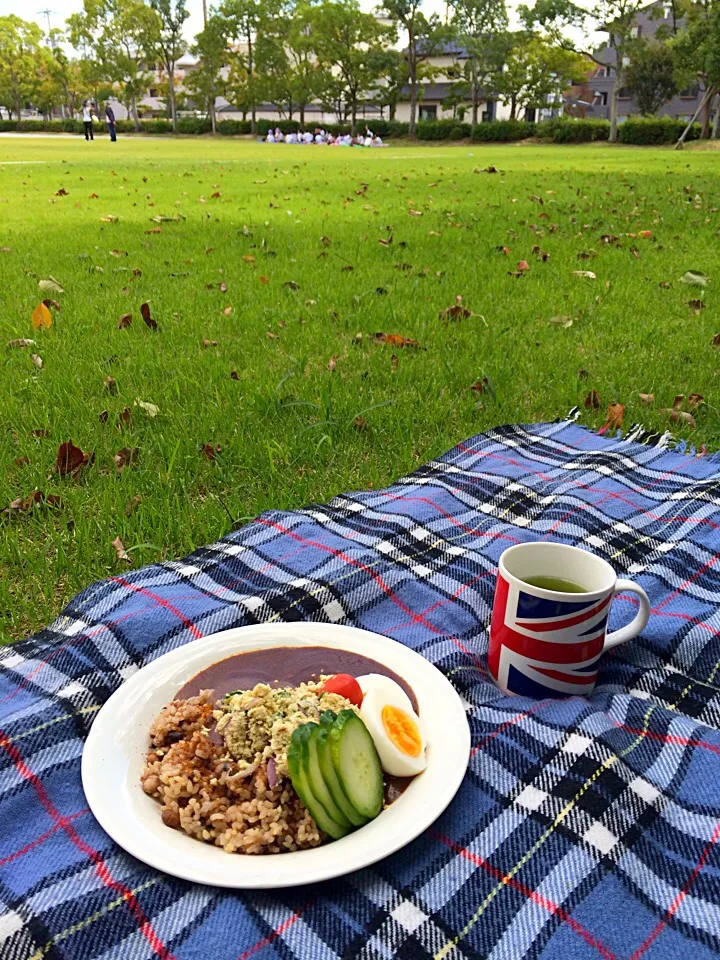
(522, 575), (588, 594)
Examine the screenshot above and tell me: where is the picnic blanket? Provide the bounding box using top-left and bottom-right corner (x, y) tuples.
(2, 417), (720, 960)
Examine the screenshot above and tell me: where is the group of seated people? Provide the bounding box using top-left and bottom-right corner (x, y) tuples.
(264, 126), (385, 146)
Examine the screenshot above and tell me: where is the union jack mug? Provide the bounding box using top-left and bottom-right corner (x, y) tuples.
(489, 542), (651, 698)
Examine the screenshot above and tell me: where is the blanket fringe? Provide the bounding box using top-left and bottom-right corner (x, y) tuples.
(561, 407), (718, 461)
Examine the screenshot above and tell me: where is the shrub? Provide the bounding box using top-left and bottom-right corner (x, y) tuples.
(218, 119), (251, 135)
(536, 118), (611, 142)
(416, 120), (470, 140)
(618, 117), (698, 144)
(470, 120), (535, 142)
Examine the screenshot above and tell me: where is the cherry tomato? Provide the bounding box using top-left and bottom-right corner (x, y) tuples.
(321, 673), (363, 706)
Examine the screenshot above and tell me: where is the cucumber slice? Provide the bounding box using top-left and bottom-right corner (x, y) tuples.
(287, 725), (349, 840)
(328, 710), (384, 821)
(306, 726), (351, 828)
(316, 726), (369, 828)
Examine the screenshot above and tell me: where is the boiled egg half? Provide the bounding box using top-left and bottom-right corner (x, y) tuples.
(356, 674), (426, 777)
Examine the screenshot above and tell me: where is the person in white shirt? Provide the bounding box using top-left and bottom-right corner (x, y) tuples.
(266, 132), (275, 143)
(82, 101), (96, 141)
(303, 131), (313, 143)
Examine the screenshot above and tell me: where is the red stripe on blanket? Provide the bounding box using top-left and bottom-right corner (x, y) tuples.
(236, 901), (311, 960)
(110, 577), (204, 638)
(0, 733), (176, 960)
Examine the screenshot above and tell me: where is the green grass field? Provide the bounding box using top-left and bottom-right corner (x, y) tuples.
(1, 135), (718, 642)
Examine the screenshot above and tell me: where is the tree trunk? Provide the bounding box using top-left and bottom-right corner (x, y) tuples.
(471, 68), (479, 131)
(351, 101), (357, 135)
(168, 65), (177, 131)
(510, 97), (516, 121)
(700, 85), (714, 139)
(675, 87), (714, 148)
(247, 31), (256, 135)
(713, 94), (720, 139)
(131, 95), (141, 132)
(390, 102), (396, 120)
(609, 75), (620, 143)
(300, 104), (305, 126)
(408, 60), (417, 135)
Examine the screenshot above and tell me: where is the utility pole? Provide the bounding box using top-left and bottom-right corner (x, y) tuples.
(37, 8), (55, 47)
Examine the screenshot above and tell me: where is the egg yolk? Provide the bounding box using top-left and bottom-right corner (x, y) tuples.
(381, 705), (422, 758)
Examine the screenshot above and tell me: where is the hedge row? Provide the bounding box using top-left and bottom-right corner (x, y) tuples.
(0, 115), (701, 144)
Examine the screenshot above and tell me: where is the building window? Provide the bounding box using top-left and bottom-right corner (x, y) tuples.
(662, 4), (671, 18)
(630, 25), (642, 38)
(617, 87), (631, 100)
(593, 91), (609, 106)
(595, 65), (607, 77)
(419, 105), (437, 120)
(679, 85), (699, 99)
(149, 88), (158, 98)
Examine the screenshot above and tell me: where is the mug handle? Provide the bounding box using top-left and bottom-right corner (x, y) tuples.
(603, 579), (651, 650)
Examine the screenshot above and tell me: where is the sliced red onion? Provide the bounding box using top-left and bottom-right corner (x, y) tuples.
(267, 757), (278, 788)
(243, 698), (262, 710)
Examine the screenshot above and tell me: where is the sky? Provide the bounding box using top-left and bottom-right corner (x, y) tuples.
(0, 0), (598, 51)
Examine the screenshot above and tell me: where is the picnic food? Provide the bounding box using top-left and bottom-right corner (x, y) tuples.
(141, 646), (424, 855)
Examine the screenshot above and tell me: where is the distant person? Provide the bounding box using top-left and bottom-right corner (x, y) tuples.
(105, 103), (117, 142)
(82, 101), (96, 141)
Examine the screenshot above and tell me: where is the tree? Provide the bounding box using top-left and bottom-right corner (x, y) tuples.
(449, 0), (508, 129)
(308, 0), (393, 133)
(148, 0), (188, 131)
(521, 0), (645, 142)
(67, 0), (159, 131)
(286, 4), (325, 127)
(365, 47), (408, 119)
(0, 16), (44, 120)
(672, 0), (720, 139)
(188, 15), (228, 132)
(625, 39), (677, 114)
(218, 0), (267, 134)
(494, 32), (587, 119)
(375, 0), (450, 135)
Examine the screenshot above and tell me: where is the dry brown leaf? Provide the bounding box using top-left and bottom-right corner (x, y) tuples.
(663, 409), (696, 427)
(219, 281), (228, 293)
(409, 209), (423, 216)
(100, 215), (118, 223)
(639, 393), (654, 405)
(118, 313), (132, 329)
(688, 299), (705, 313)
(8, 338), (35, 348)
(146, 226), (162, 235)
(320, 236), (331, 247)
(391, 354), (399, 372)
(54, 441), (93, 478)
(135, 399), (159, 417)
(584, 389), (600, 410)
(230, 369), (240, 380)
(517, 260), (530, 272)
(205, 247), (214, 255)
(672, 394), (685, 410)
(712, 333), (720, 347)
(31, 428), (49, 438)
(243, 254), (256, 264)
(104, 375), (117, 395)
(201, 443), (222, 461)
(374, 333), (420, 348)
(573, 271), (597, 280)
(259, 275), (268, 285)
(112, 535), (131, 563)
(639, 230), (653, 239)
(125, 494), (142, 517)
(211, 191), (222, 199)
(688, 393), (705, 410)
(110, 249), (126, 258)
(327, 355), (338, 372)
(38, 277), (64, 295)
(472, 377), (489, 394)
(14, 455), (30, 467)
(440, 296), (472, 321)
(117, 407), (132, 428)
(31, 354), (43, 369)
(1, 490), (62, 521)
(202, 339), (218, 347)
(42, 299), (61, 312)
(659, 281), (672, 289)
(353, 416), (369, 431)
(114, 447), (139, 472)
(578, 369), (589, 380)
(31, 303), (52, 330)
(99, 410), (109, 424)
(140, 302), (157, 330)
(603, 403), (625, 432)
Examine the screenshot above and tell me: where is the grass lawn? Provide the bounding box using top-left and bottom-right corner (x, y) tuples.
(1, 135), (718, 642)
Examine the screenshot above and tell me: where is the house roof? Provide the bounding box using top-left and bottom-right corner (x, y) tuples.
(399, 81), (489, 101)
(402, 41), (470, 58)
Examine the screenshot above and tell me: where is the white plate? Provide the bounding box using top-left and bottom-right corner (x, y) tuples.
(82, 622), (470, 888)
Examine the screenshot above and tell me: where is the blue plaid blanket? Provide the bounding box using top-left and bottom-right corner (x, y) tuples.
(3, 419), (720, 960)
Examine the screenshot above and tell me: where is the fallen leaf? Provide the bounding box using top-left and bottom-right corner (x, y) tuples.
(1, 490), (62, 521)
(603, 403), (625, 432)
(31, 354), (43, 369)
(31, 303), (52, 329)
(31, 428), (49, 438)
(584, 389), (600, 410)
(202, 339), (218, 347)
(103, 375), (117, 395)
(353, 416), (369, 431)
(112, 535), (131, 563)
(573, 271), (597, 280)
(211, 191), (221, 199)
(223, 306), (232, 316)
(327, 355), (338, 372)
(99, 410), (109, 424)
(517, 260), (530, 273)
(230, 369), (240, 380)
(440, 296), (472, 321)
(638, 230), (653, 239)
(118, 313), (132, 328)
(125, 494), (142, 516)
(391, 353), (399, 372)
(688, 393), (704, 410)
(374, 333), (420, 348)
(659, 281), (672, 289)
(639, 393), (654, 404)
(243, 254), (256, 264)
(42, 298), (61, 312)
(320, 236), (331, 247)
(283, 281), (300, 291)
(110, 249), (126, 258)
(672, 394), (685, 410)
(409, 209), (423, 216)
(259, 275), (268, 285)
(14, 455), (30, 467)
(117, 407), (132, 428)
(472, 377), (489, 393)
(201, 443), (222, 461)
(712, 333), (720, 347)
(688, 299), (705, 313)
(100, 214), (118, 223)
(8, 338), (35, 348)
(145, 226), (162, 234)
(631, 247), (640, 259)
(135, 399), (159, 417)
(680, 270), (709, 287)
(578, 369), (589, 379)
(548, 316), (573, 327)
(54, 441), (93, 478)
(55, 188), (68, 196)
(205, 247), (214, 255)
(662, 409), (696, 427)
(114, 447), (139, 472)
(0, 246), (13, 252)
(89, 192), (98, 199)
(140, 303), (157, 330)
